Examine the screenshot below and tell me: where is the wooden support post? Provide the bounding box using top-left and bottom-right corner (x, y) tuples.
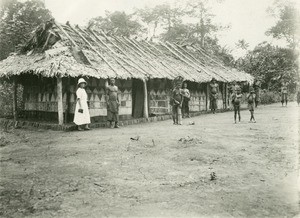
(12, 77), (18, 124)
(223, 83), (227, 109)
(206, 83), (209, 111)
(65, 77), (71, 123)
(143, 79), (149, 118)
(57, 75), (64, 125)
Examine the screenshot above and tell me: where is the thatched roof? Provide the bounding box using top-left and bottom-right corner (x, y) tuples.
(0, 19), (253, 83)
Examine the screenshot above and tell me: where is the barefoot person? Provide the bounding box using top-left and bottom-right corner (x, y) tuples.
(105, 78), (120, 128)
(210, 78), (219, 114)
(247, 87), (256, 123)
(74, 78), (91, 131)
(253, 78), (261, 108)
(171, 82), (183, 125)
(280, 80), (288, 107)
(231, 86), (242, 124)
(181, 82), (190, 118)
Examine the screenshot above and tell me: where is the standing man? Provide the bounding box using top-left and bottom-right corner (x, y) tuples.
(105, 78), (120, 128)
(253, 78), (261, 108)
(247, 87), (256, 123)
(171, 82), (183, 125)
(280, 79), (288, 107)
(210, 78), (219, 114)
(181, 82), (190, 118)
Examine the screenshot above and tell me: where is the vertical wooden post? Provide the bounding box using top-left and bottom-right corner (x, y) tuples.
(64, 77), (71, 123)
(57, 75), (64, 125)
(224, 83), (228, 109)
(143, 79), (149, 118)
(222, 83), (224, 109)
(12, 77), (18, 124)
(206, 83), (209, 111)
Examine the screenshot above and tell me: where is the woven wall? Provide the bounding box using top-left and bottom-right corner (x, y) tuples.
(69, 78), (132, 117)
(21, 76), (133, 121)
(20, 75), (230, 122)
(148, 79), (173, 115)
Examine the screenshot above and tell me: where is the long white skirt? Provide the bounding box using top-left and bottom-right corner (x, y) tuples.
(73, 100), (91, 125)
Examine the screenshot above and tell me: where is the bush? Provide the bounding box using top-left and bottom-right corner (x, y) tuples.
(0, 81), (23, 118)
(259, 90), (281, 105)
(0, 82), (13, 118)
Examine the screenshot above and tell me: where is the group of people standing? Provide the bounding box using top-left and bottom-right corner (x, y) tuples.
(170, 81), (191, 125)
(230, 82), (256, 124)
(73, 77), (295, 130)
(171, 78), (220, 125)
(170, 78), (259, 125)
(73, 78), (120, 131)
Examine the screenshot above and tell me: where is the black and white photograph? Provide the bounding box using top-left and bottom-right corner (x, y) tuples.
(0, 0), (299, 217)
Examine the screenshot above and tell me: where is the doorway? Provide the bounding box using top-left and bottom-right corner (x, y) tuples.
(132, 79), (144, 118)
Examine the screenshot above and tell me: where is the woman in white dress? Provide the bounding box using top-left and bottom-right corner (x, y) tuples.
(73, 78), (91, 131)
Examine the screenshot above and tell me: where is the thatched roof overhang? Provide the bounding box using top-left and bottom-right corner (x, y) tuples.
(0, 20), (253, 84)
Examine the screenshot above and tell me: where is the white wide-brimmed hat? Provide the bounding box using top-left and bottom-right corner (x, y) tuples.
(77, 78), (87, 85)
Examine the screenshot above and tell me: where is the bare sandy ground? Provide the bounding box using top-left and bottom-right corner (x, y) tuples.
(0, 103), (299, 218)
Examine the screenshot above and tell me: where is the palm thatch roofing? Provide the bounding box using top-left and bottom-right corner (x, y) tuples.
(0, 19), (253, 83)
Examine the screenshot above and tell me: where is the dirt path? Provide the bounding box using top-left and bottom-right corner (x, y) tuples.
(0, 103), (299, 217)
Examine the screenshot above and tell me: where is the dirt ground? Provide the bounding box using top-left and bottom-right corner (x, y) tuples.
(0, 103), (299, 218)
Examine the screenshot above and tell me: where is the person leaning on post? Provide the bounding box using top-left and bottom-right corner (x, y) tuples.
(73, 78), (91, 131)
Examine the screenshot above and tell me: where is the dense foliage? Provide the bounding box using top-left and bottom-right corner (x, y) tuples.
(88, 11), (143, 37)
(0, 0), (52, 60)
(235, 0), (299, 93)
(235, 42), (299, 92)
(266, 3), (300, 49)
(0, 0), (51, 117)
(89, 0), (233, 65)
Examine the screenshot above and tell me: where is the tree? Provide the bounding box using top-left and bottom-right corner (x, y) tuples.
(0, 0), (51, 117)
(136, 3), (184, 41)
(235, 42), (299, 92)
(136, 6), (159, 39)
(88, 11), (143, 37)
(184, 0), (227, 48)
(266, 1), (300, 49)
(236, 39), (249, 50)
(0, 0), (52, 60)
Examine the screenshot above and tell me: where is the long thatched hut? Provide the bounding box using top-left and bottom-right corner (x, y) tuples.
(0, 19), (253, 125)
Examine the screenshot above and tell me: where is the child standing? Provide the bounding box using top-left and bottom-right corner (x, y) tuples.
(171, 82), (183, 125)
(231, 86), (242, 124)
(247, 87), (256, 123)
